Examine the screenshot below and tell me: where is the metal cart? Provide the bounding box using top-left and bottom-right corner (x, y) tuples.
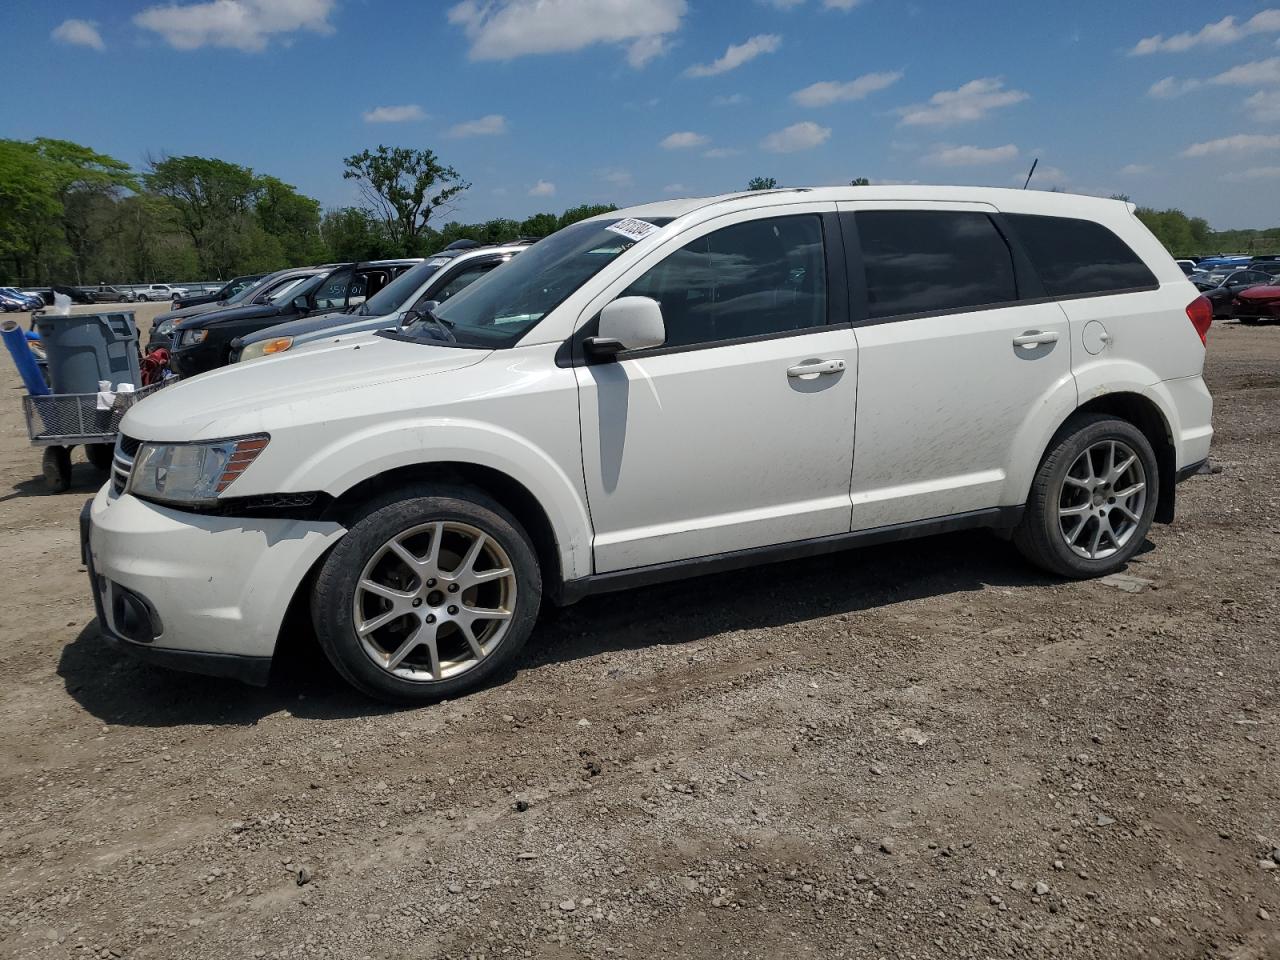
(21, 380), (173, 492)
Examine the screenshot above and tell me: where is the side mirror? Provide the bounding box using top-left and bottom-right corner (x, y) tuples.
(585, 297), (666, 359)
(292, 295), (310, 312)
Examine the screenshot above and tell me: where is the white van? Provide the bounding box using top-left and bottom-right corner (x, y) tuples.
(84, 187), (1214, 703)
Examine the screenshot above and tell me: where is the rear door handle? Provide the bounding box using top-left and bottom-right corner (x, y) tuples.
(787, 359), (846, 378)
(1013, 330), (1060, 348)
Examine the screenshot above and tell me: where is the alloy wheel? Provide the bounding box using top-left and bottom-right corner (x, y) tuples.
(1057, 439), (1147, 560)
(352, 521), (516, 682)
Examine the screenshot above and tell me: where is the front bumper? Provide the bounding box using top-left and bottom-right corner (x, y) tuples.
(82, 486), (344, 682)
(169, 338), (222, 376)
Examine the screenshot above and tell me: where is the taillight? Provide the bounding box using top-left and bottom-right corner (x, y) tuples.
(1186, 295), (1212, 345)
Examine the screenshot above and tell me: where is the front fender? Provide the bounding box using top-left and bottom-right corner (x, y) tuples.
(278, 417), (594, 582)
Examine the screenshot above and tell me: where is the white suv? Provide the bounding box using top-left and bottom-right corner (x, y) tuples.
(84, 187), (1214, 703)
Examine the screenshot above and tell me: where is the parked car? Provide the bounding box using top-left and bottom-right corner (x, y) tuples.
(1194, 256), (1251, 272)
(1175, 259), (1197, 276)
(168, 259), (420, 375)
(147, 269), (323, 351)
(173, 275), (265, 310)
(87, 187), (1213, 703)
(82, 285), (129, 303)
(132, 283), (189, 303)
(1251, 261), (1280, 278)
(0, 291), (27, 312)
(0, 286), (43, 310)
(51, 284), (94, 304)
(1190, 268), (1272, 319)
(1233, 283), (1280, 323)
(232, 243), (531, 362)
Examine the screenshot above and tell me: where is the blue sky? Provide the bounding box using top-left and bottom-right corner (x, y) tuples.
(4, 1), (1280, 229)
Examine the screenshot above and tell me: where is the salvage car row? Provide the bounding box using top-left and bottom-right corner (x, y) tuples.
(146, 241), (532, 375)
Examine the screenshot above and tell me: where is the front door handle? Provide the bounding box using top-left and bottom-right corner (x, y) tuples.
(1013, 330), (1060, 348)
(787, 358), (846, 378)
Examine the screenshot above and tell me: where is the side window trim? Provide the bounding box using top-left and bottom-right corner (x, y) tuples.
(565, 211), (849, 366)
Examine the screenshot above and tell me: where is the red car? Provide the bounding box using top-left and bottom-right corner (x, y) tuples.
(1234, 284), (1280, 323)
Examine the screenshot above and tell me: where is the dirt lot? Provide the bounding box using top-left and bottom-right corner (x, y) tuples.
(0, 308), (1277, 960)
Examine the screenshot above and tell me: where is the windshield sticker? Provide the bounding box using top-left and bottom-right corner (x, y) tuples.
(606, 218), (660, 243)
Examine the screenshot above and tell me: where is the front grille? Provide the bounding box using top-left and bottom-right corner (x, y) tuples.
(111, 434), (139, 496)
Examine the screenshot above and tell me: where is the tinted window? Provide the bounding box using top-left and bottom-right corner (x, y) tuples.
(621, 214), (827, 348)
(1005, 213), (1156, 298)
(855, 210), (1017, 319)
(431, 261), (499, 303)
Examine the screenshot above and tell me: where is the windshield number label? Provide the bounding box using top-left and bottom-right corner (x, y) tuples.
(606, 218), (660, 243)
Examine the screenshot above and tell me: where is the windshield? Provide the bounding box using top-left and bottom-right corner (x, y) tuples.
(267, 276), (312, 303)
(358, 257), (453, 316)
(397, 218), (668, 348)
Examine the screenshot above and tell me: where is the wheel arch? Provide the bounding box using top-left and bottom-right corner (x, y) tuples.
(1052, 391), (1177, 524)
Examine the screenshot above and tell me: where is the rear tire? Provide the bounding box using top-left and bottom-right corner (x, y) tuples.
(1014, 415), (1158, 579)
(311, 484), (541, 704)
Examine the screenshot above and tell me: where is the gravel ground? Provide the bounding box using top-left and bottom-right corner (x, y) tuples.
(0, 310), (1277, 960)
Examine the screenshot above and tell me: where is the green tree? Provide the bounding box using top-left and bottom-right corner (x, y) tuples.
(557, 203), (617, 229)
(342, 146), (469, 256)
(320, 207), (394, 262)
(747, 176), (778, 191)
(850, 177), (871, 186)
(145, 155), (264, 276)
(256, 175), (325, 264)
(0, 140), (62, 283)
(519, 212), (560, 237)
(32, 138), (137, 284)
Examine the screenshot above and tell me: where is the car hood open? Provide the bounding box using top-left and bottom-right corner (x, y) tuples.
(122, 334), (489, 441)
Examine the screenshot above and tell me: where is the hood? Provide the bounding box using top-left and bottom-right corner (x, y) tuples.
(122, 333), (488, 441)
(236, 308), (356, 345)
(174, 301), (285, 331)
(1236, 284), (1280, 300)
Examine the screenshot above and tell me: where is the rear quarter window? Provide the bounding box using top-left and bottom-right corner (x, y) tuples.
(1004, 213), (1157, 298)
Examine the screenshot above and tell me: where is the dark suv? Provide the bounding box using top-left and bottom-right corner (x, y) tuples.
(172, 274), (265, 310)
(169, 260), (420, 376)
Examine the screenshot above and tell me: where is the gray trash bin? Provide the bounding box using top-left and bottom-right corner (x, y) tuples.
(34, 311), (142, 394)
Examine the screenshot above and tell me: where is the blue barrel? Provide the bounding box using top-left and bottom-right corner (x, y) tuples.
(34, 311), (142, 394)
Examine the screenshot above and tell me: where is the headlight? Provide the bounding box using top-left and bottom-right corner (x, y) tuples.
(130, 435), (270, 505)
(237, 336), (293, 362)
(156, 319), (175, 336)
(176, 328), (208, 347)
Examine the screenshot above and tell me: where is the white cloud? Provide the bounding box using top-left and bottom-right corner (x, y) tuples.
(598, 168), (633, 187)
(663, 183), (687, 193)
(626, 33), (670, 67)
(1021, 164), (1067, 185)
(661, 131), (710, 149)
(448, 0), (685, 66)
(1148, 76), (1201, 98)
(822, 0), (863, 8)
(529, 180), (556, 197)
(686, 34), (781, 77)
(924, 143), (1020, 166)
(446, 114), (508, 137)
(711, 93), (748, 106)
(1210, 57), (1280, 88)
(1222, 166), (1280, 182)
(134, 0), (335, 52)
(703, 147), (743, 158)
(362, 104), (425, 123)
(1131, 11), (1280, 55)
(792, 70), (902, 107)
(52, 18), (104, 50)
(761, 121), (831, 153)
(1120, 163), (1152, 175)
(1246, 89), (1280, 123)
(897, 77), (1029, 126)
(1182, 133), (1280, 157)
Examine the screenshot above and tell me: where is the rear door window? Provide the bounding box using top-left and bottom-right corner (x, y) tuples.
(1004, 213), (1157, 297)
(854, 210), (1017, 320)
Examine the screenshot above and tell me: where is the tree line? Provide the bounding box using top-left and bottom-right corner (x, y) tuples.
(2, 134), (1275, 287)
(0, 138), (615, 287)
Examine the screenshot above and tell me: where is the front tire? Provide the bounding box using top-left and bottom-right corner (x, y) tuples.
(1014, 415), (1158, 579)
(311, 485), (541, 704)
